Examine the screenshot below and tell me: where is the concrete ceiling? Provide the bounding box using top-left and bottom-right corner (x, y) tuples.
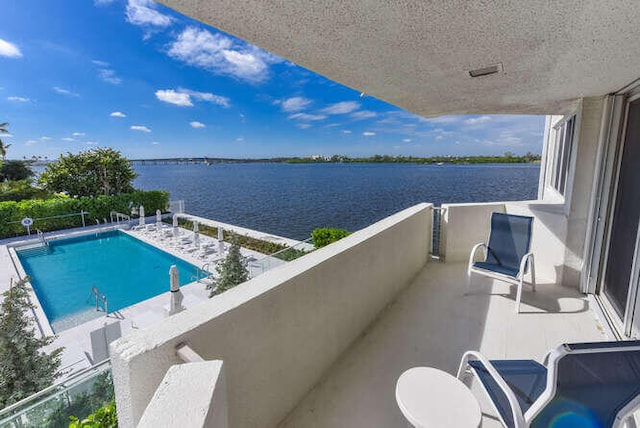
(159, 0), (640, 117)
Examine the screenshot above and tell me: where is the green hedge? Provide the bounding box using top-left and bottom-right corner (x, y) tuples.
(312, 227), (351, 248)
(0, 190), (169, 239)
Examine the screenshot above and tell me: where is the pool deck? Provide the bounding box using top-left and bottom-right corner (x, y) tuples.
(0, 216), (306, 379)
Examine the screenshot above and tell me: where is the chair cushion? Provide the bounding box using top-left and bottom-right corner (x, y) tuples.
(469, 359), (547, 428)
(484, 213), (533, 273)
(532, 348), (640, 427)
(473, 261), (519, 278)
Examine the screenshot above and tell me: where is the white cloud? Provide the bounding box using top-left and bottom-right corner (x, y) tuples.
(110, 111), (126, 118)
(168, 27), (278, 83)
(464, 115), (492, 125)
(85, 141), (98, 146)
(403, 138), (412, 142)
(297, 123), (312, 129)
(280, 97), (312, 113)
(156, 88), (229, 107)
(288, 112), (326, 121)
(180, 88), (230, 107)
(155, 89), (193, 107)
(126, 0), (172, 27)
(350, 110), (377, 120)
(40, 136), (52, 141)
(151, 141), (160, 145)
(131, 125), (151, 132)
(92, 60), (110, 67)
(342, 130), (352, 134)
(94, 0), (115, 5)
(72, 132), (85, 137)
(7, 96), (29, 102)
(25, 140), (37, 146)
(363, 131), (376, 136)
(190, 121), (206, 128)
(0, 39), (22, 58)
(425, 115), (461, 125)
(236, 137), (244, 142)
(53, 86), (79, 97)
(98, 69), (122, 85)
(321, 101), (360, 115)
(61, 137), (75, 141)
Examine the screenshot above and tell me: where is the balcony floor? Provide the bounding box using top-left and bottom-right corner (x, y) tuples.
(279, 261), (608, 427)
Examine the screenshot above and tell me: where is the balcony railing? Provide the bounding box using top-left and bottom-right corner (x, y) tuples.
(111, 203), (434, 427)
(0, 360), (112, 428)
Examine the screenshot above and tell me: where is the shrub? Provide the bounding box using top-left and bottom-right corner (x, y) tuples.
(0, 180), (50, 202)
(69, 401), (117, 428)
(312, 227), (350, 248)
(0, 190), (169, 239)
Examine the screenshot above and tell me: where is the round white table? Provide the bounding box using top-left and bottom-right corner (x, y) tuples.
(396, 367), (481, 428)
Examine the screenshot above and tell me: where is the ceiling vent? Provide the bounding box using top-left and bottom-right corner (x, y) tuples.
(469, 63), (503, 78)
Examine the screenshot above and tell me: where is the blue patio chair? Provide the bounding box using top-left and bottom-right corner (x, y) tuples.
(457, 340), (640, 428)
(467, 212), (535, 313)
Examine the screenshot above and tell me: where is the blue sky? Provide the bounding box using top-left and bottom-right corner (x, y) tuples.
(0, 0), (544, 160)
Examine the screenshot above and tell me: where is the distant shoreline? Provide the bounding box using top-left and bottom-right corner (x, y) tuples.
(24, 154), (541, 167)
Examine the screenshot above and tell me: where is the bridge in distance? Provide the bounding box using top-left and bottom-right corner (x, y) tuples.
(130, 157), (272, 165)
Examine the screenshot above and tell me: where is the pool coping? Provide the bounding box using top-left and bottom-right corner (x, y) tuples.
(2, 220), (288, 379)
(6, 226), (124, 338)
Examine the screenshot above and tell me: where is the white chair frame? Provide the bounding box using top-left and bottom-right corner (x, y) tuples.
(467, 242), (536, 313)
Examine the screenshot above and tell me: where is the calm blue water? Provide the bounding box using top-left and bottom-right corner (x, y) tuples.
(134, 163), (540, 240)
(17, 230), (200, 331)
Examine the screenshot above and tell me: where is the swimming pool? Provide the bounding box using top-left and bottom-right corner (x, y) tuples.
(16, 230), (202, 332)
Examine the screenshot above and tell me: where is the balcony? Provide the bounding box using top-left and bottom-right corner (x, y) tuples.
(111, 201), (606, 427)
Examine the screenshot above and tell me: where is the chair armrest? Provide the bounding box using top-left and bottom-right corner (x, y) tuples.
(457, 350), (526, 428)
(517, 252), (534, 279)
(468, 243), (487, 273)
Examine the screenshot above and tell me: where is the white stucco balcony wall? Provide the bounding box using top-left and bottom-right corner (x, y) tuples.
(111, 203), (433, 427)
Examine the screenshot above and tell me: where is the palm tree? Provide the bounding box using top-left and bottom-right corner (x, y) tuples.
(0, 122), (12, 161)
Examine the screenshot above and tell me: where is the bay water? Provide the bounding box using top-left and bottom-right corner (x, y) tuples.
(133, 163), (540, 241)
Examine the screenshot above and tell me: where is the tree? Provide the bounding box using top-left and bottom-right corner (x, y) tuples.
(39, 148), (137, 197)
(207, 236), (249, 297)
(0, 122), (11, 161)
(0, 160), (34, 181)
(0, 277), (63, 408)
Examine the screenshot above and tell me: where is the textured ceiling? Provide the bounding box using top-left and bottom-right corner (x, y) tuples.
(159, 0), (640, 116)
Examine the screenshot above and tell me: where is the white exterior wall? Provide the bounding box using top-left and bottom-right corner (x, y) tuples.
(111, 203), (433, 428)
(137, 360), (227, 428)
(441, 202), (506, 262)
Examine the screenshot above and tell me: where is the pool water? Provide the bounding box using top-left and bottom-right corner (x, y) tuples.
(17, 230), (201, 332)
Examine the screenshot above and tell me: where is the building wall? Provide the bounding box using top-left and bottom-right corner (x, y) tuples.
(111, 203), (433, 428)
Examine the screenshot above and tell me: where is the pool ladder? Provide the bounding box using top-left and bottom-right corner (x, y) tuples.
(192, 263), (213, 284)
(36, 229), (49, 247)
(90, 286), (109, 315)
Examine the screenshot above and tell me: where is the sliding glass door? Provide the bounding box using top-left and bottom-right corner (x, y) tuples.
(601, 99), (640, 336)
